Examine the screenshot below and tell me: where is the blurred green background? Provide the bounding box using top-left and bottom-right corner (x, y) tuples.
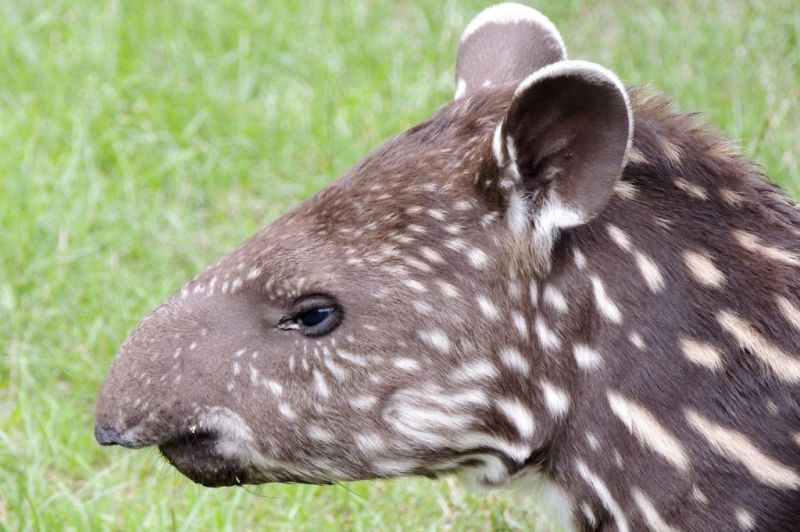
(1, 0), (798, 529)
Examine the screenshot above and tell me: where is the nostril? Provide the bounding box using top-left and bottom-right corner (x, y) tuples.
(95, 425), (125, 446)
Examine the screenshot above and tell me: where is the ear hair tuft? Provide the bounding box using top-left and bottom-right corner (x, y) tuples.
(496, 59), (633, 260)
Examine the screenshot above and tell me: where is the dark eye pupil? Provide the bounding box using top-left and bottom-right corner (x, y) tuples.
(299, 307), (333, 327)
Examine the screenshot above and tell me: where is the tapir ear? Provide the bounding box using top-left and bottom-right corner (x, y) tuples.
(497, 60), (632, 233)
(455, 3), (566, 99)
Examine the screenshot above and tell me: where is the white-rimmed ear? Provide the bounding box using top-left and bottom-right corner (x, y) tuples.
(497, 60), (632, 242)
(455, 3), (567, 99)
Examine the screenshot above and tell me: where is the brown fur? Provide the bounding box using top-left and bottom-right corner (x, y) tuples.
(95, 5), (800, 530)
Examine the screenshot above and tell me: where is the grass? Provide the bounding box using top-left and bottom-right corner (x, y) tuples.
(0, 0), (798, 529)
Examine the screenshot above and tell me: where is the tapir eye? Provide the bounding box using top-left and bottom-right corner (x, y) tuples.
(277, 295), (342, 337)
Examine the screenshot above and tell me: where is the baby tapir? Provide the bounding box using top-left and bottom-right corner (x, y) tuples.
(95, 3), (800, 530)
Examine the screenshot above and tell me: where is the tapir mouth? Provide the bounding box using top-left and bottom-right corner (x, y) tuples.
(158, 431), (247, 487)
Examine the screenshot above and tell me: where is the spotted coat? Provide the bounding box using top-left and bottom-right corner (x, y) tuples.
(95, 3), (800, 531)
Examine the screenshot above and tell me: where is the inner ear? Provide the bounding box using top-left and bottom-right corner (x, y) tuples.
(501, 60), (632, 228)
(455, 3), (567, 99)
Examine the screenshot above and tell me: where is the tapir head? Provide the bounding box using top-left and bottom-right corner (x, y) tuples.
(95, 3), (631, 488)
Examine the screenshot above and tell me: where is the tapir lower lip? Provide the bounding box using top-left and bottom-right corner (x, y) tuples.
(158, 431), (247, 487)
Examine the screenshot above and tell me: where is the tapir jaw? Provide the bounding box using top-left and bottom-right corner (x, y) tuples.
(96, 402), (271, 487)
(95, 413), (250, 488)
(158, 431), (248, 488)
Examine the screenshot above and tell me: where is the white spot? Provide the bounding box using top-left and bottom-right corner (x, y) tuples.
(495, 397), (535, 438)
(733, 229), (800, 266)
(686, 408), (800, 489)
(543, 285), (568, 313)
(419, 329), (451, 353)
(337, 349), (368, 367)
(586, 432), (601, 451)
(499, 346), (529, 374)
(614, 180), (638, 199)
(248, 364), (259, 385)
(717, 310), (800, 383)
(350, 395), (378, 411)
(673, 177), (708, 200)
(230, 278), (243, 293)
(419, 246), (444, 264)
(467, 247), (489, 269)
(540, 380), (570, 418)
(403, 256), (432, 272)
(437, 280), (461, 298)
(776, 295), (800, 332)
(635, 251), (665, 293)
(426, 209), (446, 222)
(574, 248), (587, 270)
(413, 300), (433, 315)
(372, 458), (419, 476)
(678, 336), (723, 371)
(387, 405), (472, 446)
(278, 403), (297, 420)
(444, 223), (462, 235)
(632, 488), (680, 532)
(453, 431), (531, 463)
(628, 332), (645, 350)
(323, 357), (348, 380)
(575, 460), (630, 532)
(453, 200), (472, 211)
(607, 391), (690, 471)
(453, 360), (498, 382)
(590, 275), (622, 324)
(313, 369), (330, 398)
(355, 432), (385, 454)
(265, 380), (283, 396)
(691, 485), (708, 504)
(535, 316), (561, 351)
(507, 280), (521, 300)
(511, 311), (528, 339)
(308, 425), (334, 442)
(735, 508), (755, 530)
(683, 250), (725, 288)
(476, 295), (500, 320)
(402, 279), (427, 293)
(454, 78), (467, 99)
(607, 224), (632, 251)
(393, 358), (420, 371)
(573, 343), (603, 369)
(580, 502), (597, 527)
(445, 238), (467, 251)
